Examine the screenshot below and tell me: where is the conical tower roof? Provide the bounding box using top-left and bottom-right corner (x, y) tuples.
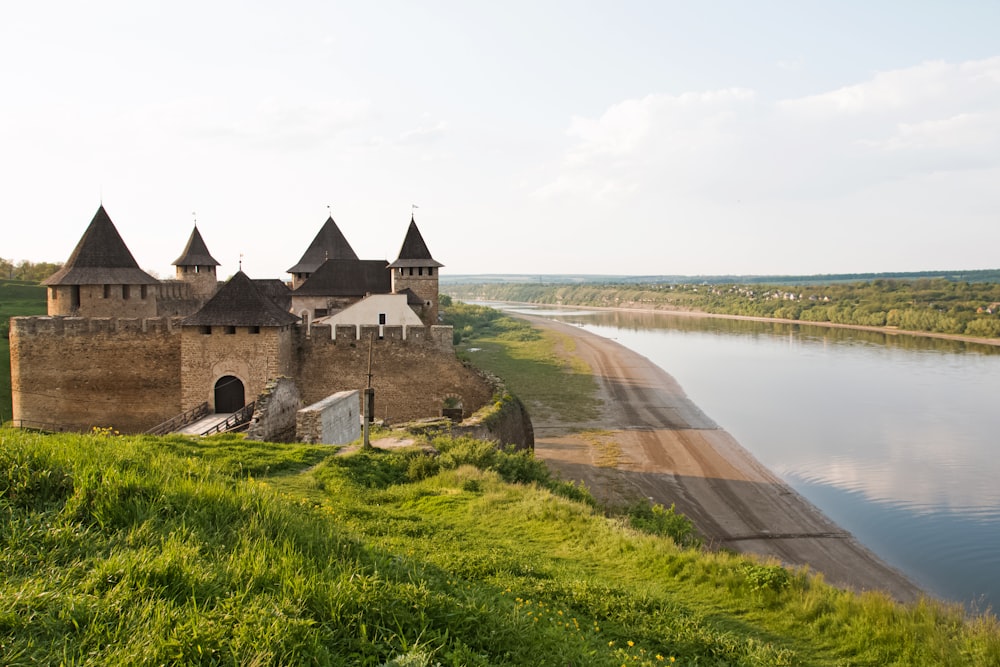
(43, 206), (158, 285)
(182, 271), (299, 327)
(173, 226), (220, 267)
(287, 216), (359, 274)
(388, 215), (443, 269)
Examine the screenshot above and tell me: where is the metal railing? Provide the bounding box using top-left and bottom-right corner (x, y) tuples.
(4, 419), (88, 433)
(199, 401), (256, 436)
(144, 402), (210, 436)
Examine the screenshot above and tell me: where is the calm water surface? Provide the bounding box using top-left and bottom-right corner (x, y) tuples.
(503, 305), (1000, 611)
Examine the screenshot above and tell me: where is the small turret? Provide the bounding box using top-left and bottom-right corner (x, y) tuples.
(173, 226), (220, 301)
(388, 215), (443, 325)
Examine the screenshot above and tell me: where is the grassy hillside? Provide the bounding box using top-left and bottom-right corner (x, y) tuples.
(1, 427), (998, 665)
(0, 280), (47, 422)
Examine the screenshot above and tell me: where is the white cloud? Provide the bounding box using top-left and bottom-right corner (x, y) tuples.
(540, 57), (1000, 204)
(779, 57), (1000, 118)
(398, 121), (448, 145)
(538, 88), (757, 200)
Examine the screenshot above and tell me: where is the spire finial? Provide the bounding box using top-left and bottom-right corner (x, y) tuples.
(327, 204), (332, 219)
(239, 253), (243, 272)
(192, 211), (197, 228)
(411, 203), (418, 222)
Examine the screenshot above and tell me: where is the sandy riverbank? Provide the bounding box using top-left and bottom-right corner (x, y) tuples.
(516, 312), (925, 604)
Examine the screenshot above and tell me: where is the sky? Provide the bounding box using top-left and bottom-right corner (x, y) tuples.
(3, 1), (1000, 280)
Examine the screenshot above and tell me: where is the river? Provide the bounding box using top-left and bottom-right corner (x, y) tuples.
(499, 305), (1000, 613)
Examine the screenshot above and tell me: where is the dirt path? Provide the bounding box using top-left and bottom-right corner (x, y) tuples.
(519, 313), (925, 603)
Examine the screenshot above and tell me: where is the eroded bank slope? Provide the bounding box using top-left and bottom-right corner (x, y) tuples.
(520, 313), (923, 603)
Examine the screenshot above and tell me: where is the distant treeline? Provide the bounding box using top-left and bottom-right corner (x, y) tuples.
(0, 258), (62, 283)
(442, 268), (1000, 286)
(445, 278), (1000, 339)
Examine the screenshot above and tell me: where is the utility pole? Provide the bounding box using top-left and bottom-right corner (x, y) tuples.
(362, 331), (375, 449)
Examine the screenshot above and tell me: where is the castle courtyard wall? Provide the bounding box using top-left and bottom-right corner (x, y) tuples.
(10, 319), (495, 436)
(295, 324), (492, 424)
(10, 317), (182, 433)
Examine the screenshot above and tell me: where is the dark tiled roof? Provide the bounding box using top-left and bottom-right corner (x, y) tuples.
(293, 259), (391, 296)
(388, 216), (443, 269)
(173, 227), (220, 267)
(43, 206), (159, 286)
(253, 278), (292, 311)
(182, 271), (299, 327)
(286, 216), (359, 274)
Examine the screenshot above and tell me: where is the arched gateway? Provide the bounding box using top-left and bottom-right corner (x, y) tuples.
(214, 376), (245, 413)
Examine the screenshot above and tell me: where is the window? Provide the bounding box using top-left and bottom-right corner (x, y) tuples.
(315, 308), (328, 317)
(140, 285), (147, 299)
(122, 285), (130, 300)
(248, 326), (260, 334)
(418, 267), (424, 276)
(224, 326), (236, 335)
(200, 325), (212, 335)
(378, 313), (386, 325)
(428, 267), (434, 276)
(103, 284), (110, 298)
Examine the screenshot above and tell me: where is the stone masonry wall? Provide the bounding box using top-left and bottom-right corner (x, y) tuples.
(10, 316), (182, 433)
(48, 284), (158, 318)
(295, 323), (492, 424)
(9, 318), (491, 436)
(180, 326), (296, 412)
(296, 390), (361, 445)
(245, 376), (302, 443)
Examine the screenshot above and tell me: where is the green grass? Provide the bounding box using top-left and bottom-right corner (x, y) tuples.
(2, 427), (998, 665)
(443, 300), (601, 425)
(0, 279), (47, 423)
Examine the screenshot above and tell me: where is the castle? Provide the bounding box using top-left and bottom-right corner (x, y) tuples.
(9, 207), (505, 439)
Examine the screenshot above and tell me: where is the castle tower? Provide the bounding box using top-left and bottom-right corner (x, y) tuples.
(287, 216), (359, 289)
(180, 271), (299, 413)
(172, 226), (220, 301)
(388, 215), (443, 325)
(41, 205), (159, 318)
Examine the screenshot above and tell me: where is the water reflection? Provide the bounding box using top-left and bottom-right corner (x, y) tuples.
(502, 303), (1000, 610)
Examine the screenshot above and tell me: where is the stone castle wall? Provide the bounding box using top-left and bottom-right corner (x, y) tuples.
(11, 317), (492, 435)
(156, 280), (211, 318)
(9, 317), (182, 433)
(295, 323), (491, 424)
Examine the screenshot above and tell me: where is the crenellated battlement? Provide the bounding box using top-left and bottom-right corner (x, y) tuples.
(302, 322), (452, 352)
(11, 316), (184, 337)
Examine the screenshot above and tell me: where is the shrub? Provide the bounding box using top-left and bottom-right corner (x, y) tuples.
(626, 501), (702, 548)
(741, 562), (791, 593)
